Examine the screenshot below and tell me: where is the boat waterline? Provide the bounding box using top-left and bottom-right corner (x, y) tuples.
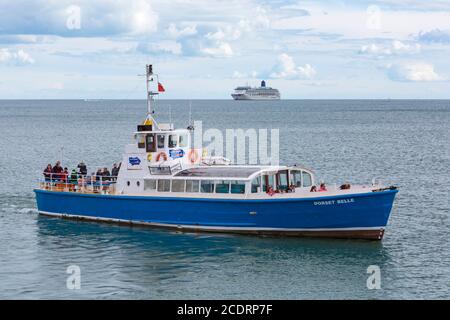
(34, 188), (398, 240)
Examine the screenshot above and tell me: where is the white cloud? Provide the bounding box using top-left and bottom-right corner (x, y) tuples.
(360, 40), (421, 57)
(201, 42), (233, 58)
(166, 23), (197, 38)
(270, 53), (316, 79)
(137, 40), (182, 55)
(417, 29), (450, 43)
(206, 26), (241, 41)
(387, 62), (444, 82)
(0, 48), (34, 65)
(232, 70), (258, 79)
(0, 0), (159, 37)
(271, 5), (450, 40)
(129, 0), (159, 35)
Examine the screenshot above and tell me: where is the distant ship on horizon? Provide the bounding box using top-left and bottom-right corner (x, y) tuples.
(231, 80), (280, 100)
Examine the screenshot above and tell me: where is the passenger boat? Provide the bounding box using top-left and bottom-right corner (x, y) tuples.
(34, 65), (398, 240)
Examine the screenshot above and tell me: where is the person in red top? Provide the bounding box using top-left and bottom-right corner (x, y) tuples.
(319, 183), (327, 192)
(61, 167), (69, 183)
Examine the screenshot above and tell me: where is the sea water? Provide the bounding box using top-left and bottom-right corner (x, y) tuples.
(0, 99), (449, 299)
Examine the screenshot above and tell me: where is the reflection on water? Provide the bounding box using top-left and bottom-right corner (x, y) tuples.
(21, 215), (388, 299)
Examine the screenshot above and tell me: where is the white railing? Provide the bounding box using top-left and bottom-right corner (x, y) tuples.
(38, 173), (118, 194)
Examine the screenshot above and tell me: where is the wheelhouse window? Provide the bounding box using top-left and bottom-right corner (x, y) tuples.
(302, 171), (312, 187)
(171, 180), (185, 192)
(146, 134), (156, 152)
(137, 134), (145, 149)
(144, 179), (156, 191)
(200, 180), (214, 193)
(179, 135), (188, 148)
(251, 176), (261, 193)
(157, 179), (171, 192)
(215, 180), (230, 194)
(231, 181), (246, 194)
(186, 180), (200, 192)
(169, 134), (178, 148)
(157, 134), (165, 149)
(290, 170), (302, 187)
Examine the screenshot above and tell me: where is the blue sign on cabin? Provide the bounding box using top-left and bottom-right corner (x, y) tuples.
(169, 149), (185, 159)
(128, 157), (141, 166)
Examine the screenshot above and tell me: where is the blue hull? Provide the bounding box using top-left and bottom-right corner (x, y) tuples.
(34, 189), (398, 240)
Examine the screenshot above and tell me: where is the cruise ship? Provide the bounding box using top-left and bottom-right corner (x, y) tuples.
(231, 80), (280, 100)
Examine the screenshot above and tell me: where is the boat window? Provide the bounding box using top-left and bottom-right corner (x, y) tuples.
(137, 134), (145, 149)
(179, 134), (188, 148)
(290, 170), (302, 187)
(149, 166), (172, 175)
(200, 180), (214, 193)
(157, 179), (171, 192)
(263, 175), (275, 192)
(231, 180), (246, 194)
(302, 171), (312, 187)
(215, 180), (230, 194)
(251, 176), (261, 193)
(278, 170), (288, 191)
(171, 180), (185, 192)
(157, 134), (165, 149)
(186, 180), (200, 192)
(146, 134), (156, 152)
(144, 179), (156, 190)
(169, 134), (178, 148)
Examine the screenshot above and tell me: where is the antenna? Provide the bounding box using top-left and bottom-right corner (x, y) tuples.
(189, 100), (192, 126)
(145, 64), (159, 129)
(146, 64), (156, 116)
(187, 100), (194, 131)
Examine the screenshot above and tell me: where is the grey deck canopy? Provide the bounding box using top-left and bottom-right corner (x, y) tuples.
(174, 167), (262, 178)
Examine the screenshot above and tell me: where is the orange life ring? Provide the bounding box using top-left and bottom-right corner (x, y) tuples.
(188, 149), (199, 164)
(156, 152), (168, 162)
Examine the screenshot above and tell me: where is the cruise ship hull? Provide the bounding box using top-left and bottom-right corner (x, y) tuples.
(34, 189), (397, 240)
(231, 94), (280, 100)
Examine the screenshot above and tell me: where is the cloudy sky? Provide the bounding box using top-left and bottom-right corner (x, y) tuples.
(1, 0), (450, 99)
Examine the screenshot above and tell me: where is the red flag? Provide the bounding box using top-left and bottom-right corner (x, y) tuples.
(158, 82), (165, 92)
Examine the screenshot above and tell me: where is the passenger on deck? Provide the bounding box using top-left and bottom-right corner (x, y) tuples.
(70, 169), (78, 183)
(69, 169), (77, 191)
(103, 167), (111, 181)
(77, 161), (87, 176)
(61, 167), (69, 183)
(310, 185), (317, 192)
(43, 164), (52, 181)
(319, 183), (327, 192)
(111, 163), (119, 180)
(94, 169), (102, 192)
(95, 168), (103, 181)
(52, 161), (63, 181)
(287, 184), (296, 193)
